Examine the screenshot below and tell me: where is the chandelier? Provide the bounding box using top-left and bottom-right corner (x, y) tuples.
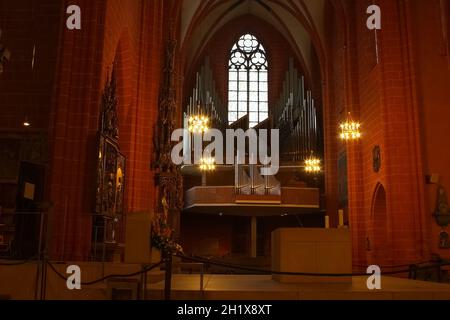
(304, 156), (321, 174)
(188, 114), (209, 134)
(186, 73), (213, 134)
(199, 157), (216, 171)
(339, 113), (361, 141)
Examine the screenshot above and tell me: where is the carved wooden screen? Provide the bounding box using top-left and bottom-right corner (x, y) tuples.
(95, 69), (125, 231)
(95, 134), (125, 218)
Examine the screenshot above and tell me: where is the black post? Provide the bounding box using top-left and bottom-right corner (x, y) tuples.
(40, 256), (47, 300)
(141, 264), (148, 300)
(164, 252), (173, 300)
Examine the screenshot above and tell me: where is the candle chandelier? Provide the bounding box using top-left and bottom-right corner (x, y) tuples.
(304, 156), (322, 174)
(339, 112), (362, 141)
(187, 74), (212, 134)
(188, 114), (210, 134)
(199, 157), (216, 171)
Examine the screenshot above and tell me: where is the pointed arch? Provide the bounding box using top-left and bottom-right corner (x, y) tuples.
(370, 183), (389, 264)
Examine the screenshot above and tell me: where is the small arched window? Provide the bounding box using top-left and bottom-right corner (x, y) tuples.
(228, 34), (268, 128)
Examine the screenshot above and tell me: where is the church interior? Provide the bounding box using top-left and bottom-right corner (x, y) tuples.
(1, 0), (450, 301)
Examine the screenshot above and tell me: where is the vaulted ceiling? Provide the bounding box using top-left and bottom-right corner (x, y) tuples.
(180, 0), (332, 80)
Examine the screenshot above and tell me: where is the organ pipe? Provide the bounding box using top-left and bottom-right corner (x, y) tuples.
(273, 58), (322, 162)
(186, 57), (227, 131)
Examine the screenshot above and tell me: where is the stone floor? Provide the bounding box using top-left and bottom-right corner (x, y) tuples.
(148, 274), (450, 300)
(2, 261), (450, 300)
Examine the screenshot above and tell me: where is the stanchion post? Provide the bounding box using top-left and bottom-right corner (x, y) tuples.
(40, 256), (47, 300)
(164, 252), (173, 301)
(141, 264), (148, 300)
(36, 212), (47, 301)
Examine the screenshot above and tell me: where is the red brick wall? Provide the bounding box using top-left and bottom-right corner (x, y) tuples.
(323, 0), (345, 236)
(373, 0), (427, 264)
(324, 0), (437, 268)
(410, 0), (450, 260)
(102, 0), (164, 214)
(46, 0), (166, 260)
(180, 214), (235, 257)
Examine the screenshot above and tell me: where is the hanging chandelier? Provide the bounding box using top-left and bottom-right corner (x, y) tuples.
(199, 157), (216, 171)
(187, 73), (212, 134)
(304, 155), (322, 174)
(188, 114), (209, 134)
(339, 112), (361, 141)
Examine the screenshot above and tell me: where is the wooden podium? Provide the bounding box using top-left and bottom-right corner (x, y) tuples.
(272, 228), (352, 283)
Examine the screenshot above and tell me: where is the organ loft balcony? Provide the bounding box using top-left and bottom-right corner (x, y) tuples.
(182, 163), (323, 217)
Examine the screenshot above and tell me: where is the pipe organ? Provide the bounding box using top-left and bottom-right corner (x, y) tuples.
(273, 59), (322, 162)
(185, 57), (227, 131)
(235, 163), (281, 196)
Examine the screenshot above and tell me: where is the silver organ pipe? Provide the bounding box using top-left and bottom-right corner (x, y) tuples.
(274, 58), (322, 162)
(186, 57), (227, 131)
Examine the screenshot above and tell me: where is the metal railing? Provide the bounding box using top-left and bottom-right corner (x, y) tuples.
(179, 262), (205, 292)
(0, 211), (47, 261)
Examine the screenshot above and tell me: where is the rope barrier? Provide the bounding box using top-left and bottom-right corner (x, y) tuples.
(176, 254), (450, 278)
(46, 260), (164, 286)
(352, 261), (433, 269)
(3, 255), (448, 281)
(0, 256), (39, 266)
(0, 260), (34, 266)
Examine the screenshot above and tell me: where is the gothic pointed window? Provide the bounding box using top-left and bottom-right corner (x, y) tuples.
(228, 34), (268, 128)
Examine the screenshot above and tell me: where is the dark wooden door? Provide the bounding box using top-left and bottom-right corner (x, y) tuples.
(13, 162), (45, 259)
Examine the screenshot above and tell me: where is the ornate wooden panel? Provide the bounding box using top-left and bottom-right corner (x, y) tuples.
(95, 69), (125, 220)
(153, 39), (184, 237)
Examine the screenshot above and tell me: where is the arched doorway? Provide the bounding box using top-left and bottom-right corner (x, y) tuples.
(370, 183), (389, 265)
